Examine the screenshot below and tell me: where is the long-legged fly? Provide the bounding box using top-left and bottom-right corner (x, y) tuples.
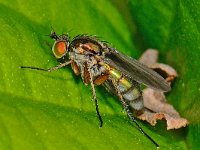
(21, 30), (171, 148)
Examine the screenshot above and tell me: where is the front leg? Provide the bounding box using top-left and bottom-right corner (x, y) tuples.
(20, 60), (71, 72)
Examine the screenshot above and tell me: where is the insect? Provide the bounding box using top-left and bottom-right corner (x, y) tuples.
(21, 30), (171, 148)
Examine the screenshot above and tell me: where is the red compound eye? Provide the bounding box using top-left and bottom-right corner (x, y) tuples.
(52, 41), (67, 59)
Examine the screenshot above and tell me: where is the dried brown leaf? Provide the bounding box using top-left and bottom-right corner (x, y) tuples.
(139, 49), (158, 67)
(137, 49), (189, 129)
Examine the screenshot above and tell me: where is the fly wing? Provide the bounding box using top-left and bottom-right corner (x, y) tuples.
(104, 49), (171, 92)
(103, 79), (116, 95)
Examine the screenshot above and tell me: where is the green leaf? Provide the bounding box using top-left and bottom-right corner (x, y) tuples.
(0, 0), (198, 149)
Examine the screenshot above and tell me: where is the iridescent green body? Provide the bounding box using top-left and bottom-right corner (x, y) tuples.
(67, 36), (144, 111)
(104, 63), (143, 110)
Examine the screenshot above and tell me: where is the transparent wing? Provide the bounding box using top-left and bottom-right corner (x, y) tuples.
(104, 50), (171, 92)
(103, 79), (116, 95)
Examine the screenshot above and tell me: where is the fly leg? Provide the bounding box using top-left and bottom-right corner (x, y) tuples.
(87, 64), (103, 127)
(20, 60), (71, 72)
(111, 79), (159, 148)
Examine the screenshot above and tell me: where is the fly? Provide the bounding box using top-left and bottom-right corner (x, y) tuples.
(21, 30), (171, 148)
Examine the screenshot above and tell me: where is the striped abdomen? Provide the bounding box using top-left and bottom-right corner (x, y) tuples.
(104, 64), (143, 110)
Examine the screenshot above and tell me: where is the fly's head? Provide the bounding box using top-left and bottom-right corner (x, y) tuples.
(50, 30), (70, 60)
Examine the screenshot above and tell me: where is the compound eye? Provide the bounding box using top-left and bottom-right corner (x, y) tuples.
(52, 41), (67, 59)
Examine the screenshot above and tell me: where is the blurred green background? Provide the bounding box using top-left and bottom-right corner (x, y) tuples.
(0, 0), (199, 149)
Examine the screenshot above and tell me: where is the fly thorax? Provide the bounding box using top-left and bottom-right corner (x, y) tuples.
(68, 51), (75, 59)
(90, 65), (103, 78)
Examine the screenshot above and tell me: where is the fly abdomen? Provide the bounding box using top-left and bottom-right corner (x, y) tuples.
(117, 76), (143, 110)
(104, 63), (144, 110)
